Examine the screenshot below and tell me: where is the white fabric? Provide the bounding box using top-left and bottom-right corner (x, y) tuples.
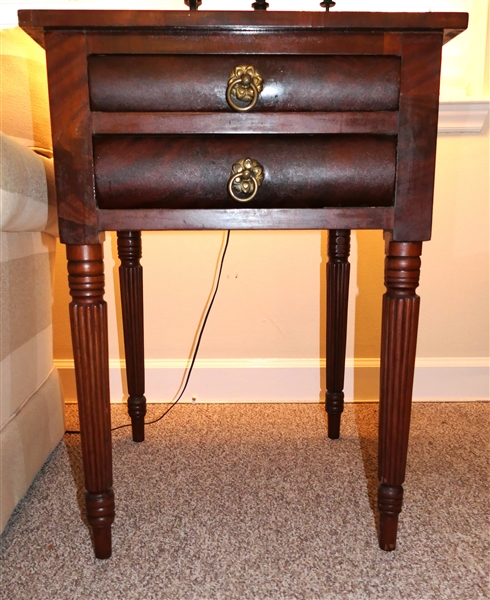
(0, 369), (65, 533)
(0, 135), (64, 533)
(0, 325), (55, 431)
(0, 228), (55, 263)
(0, 133), (57, 235)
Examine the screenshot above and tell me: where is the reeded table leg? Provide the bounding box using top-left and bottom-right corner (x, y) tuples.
(325, 229), (351, 439)
(378, 240), (422, 551)
(67, 244), (114, 559)
(117, 231), (146, 442)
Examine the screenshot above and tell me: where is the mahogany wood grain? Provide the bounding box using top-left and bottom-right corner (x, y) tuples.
(117, 232), (146, 442)
(378, 240), (422, 551)
(44, 32), (97, 245)
(383, 32), (402, 56)
(326, 230), (350, 439)
(93, 135), (396, 210)
(97, 207), (395, 232)
(18, 11), (468, 43)
(88, 55), (400, 113)
(393, 34), (443, 241)
(66, 244), (114, 559)
(91, 112), (400, 136)
(86, 32), (387, 56)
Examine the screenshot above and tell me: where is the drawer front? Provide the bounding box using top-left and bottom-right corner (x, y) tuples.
(88, 55), (400, 113)
(94, 135), (396, 210)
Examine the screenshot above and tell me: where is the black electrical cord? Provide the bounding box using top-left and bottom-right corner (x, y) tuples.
(65, 230), (231, 436)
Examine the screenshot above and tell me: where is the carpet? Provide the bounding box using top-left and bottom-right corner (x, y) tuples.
(1, 402), (488, 599)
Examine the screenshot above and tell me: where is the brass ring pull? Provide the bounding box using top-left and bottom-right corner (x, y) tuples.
(226, 66), (263, 112)
(228, 158), (264, 202)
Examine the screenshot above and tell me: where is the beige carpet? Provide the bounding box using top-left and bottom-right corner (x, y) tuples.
(1, 402), (488, 599)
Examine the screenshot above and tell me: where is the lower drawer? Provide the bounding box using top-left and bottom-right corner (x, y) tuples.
(93, 135), (396, 210)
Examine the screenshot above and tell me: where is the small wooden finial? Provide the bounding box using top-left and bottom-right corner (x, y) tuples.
(185, 0), (202, 10)
(320, 0), (336, 10)
(252, 0), (269, 10)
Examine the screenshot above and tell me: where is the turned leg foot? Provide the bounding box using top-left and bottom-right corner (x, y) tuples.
(326, 230), (351, 439)
(86, 490), (115, 559)
(127, 395), (146, 442)
(325, 392), (344, 439)
(378, 484), (404, 551)
(117, 231), (146, 442)
(378, 240), (422, 551)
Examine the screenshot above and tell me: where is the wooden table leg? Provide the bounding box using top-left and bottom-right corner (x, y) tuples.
(378, 240), (422, 551)
(117, 231), (146, 442)
(326, 229), (351, 439)
(67, 244), (114, 559)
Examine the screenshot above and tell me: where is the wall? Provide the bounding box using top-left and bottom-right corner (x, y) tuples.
(1, 4), (488, 404)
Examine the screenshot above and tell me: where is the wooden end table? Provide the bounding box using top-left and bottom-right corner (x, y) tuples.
(19, 8), (467, 560)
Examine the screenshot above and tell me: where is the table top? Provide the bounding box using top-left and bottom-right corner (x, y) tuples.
(19, 10), (468, 47)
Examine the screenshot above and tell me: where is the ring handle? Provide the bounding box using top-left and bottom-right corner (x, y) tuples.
(226, 66), (263, 113)
(227, 158), (264, 202)
(228, 172), (258, 202)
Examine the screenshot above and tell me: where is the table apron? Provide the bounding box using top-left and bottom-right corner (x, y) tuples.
(97, 207), (395, 231)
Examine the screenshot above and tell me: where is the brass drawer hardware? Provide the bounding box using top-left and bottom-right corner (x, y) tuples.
(228, 158), (264, 202)
(226, 66), (263, 112)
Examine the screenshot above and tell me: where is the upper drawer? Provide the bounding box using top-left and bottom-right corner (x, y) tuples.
(88, 55), (401, 113)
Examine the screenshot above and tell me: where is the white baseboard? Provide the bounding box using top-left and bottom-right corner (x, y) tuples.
(55, 357), (489, 404)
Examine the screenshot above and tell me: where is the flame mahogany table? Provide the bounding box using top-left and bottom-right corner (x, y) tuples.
(20, 9), (467, 559)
